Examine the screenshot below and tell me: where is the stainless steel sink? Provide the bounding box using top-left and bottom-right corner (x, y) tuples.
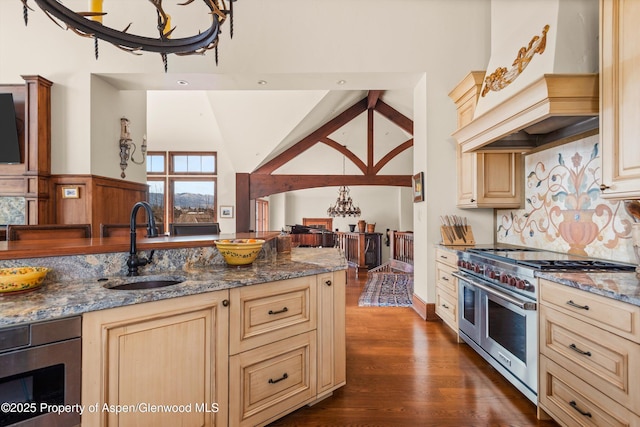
(103, 276), (185, 291)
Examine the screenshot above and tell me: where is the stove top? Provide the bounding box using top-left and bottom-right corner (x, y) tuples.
(466, 246), (635, 271)
(458, 246), (636, 300)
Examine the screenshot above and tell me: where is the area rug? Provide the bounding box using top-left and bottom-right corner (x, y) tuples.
(358, 273), (414, 307)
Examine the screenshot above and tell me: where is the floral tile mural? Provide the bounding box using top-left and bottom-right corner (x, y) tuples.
(496, 135), (635, 263)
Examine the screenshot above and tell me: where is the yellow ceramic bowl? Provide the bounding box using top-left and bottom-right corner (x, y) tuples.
(214, 239), (265, 266)
(0, 266), (50, 294)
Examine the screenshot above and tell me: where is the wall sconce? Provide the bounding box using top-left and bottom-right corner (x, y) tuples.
(119, 117), (146, 179)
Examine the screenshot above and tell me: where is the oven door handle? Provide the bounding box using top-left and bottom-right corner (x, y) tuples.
(453, 272), (537, 311)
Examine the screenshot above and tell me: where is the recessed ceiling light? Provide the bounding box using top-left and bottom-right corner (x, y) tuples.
(337, 80), (347, 85)
(257, 80), (268, 85)
(177, 80), (189, 86)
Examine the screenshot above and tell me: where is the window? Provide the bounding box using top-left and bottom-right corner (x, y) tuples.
(147, 151), (217, 233)
(146, 152), (166, 174)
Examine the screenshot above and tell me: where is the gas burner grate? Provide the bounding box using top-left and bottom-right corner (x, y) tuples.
(517, 259), (636, 271)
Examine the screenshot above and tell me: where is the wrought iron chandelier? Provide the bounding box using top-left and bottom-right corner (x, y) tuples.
(327, 185), (361, 218)
(327, 149), (361, 217)
(20, 0), (237, 72)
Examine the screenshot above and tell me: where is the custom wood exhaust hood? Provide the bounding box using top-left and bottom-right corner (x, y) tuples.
(452, 73), (599, 154)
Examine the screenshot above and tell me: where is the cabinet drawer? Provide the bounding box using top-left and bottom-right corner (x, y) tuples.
(230, 277), (316, 354)
(540, 305), (640, 414)
(230, 332), (316, 427)
(540, 356), (640, 427)
(435, 261), (457, 296)
(435, 247), (458, 269)
(435, 286), (457, 331)
(539, 279), (640, 343)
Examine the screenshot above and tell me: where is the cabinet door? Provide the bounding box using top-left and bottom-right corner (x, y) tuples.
(229, 332), (317, 427)
(600, 0), (640, 199)
(316, 271), (346, 397)
(82, 291), (229, 427)
(457, 151), (522, 208)
(229, 276), (316, 355)
(457, 147), (477, 206)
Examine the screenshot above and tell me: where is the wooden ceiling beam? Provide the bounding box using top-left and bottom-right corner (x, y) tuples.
(367, 90), (382, 109)
(249, 174), (412, 199)
(319, 137), (368, 175)
(252, 98), (368, 175)
(373, 138), (414, 174)
(374, 100), (413, 134)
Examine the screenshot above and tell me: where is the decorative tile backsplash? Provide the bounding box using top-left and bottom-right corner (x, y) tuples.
(496, 135), (635, 263)
(0, 197), (25, 224)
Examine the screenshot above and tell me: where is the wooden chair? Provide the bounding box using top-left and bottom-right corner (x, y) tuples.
(7, 224), (92, 241)
(169, 222), (220, 236)
(100, 223), (163, 238)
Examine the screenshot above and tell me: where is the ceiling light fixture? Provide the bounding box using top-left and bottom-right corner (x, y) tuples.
(327, 148), (361, 217)
(257, 80), (268, 85)
(177, 80), (189, 86)
(20, 0), (238, 72)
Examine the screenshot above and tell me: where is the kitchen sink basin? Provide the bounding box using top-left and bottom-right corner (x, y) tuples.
(104, 277), (184, 291)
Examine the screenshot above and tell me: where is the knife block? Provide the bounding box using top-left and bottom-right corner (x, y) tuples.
(440, 225), (475, 246)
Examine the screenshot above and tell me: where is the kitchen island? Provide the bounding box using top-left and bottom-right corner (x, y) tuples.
(0, 239), (347, 427)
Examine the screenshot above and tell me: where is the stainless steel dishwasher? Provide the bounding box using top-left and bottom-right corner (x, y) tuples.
(0, 316), (81, 427)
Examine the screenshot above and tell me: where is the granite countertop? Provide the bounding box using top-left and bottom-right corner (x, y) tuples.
(0, 247), (347, 328)
(536, 270), (640, 306)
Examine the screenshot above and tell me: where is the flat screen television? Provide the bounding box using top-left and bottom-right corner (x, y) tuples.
(0, 93), (21, 164)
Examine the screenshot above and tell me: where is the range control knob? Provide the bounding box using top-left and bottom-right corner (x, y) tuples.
(516, 279), (526, 290)
(523, 281), (535, 292)
(499, 273), (509, 284)
(508, 276), (517, 287)
(487, 269), (497, 279)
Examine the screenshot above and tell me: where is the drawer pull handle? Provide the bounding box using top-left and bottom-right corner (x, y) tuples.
(440, 255), (448, 259)
(441, 304), (449, 309)
(441, 276), (449, 281)
(268, 373), (288, 384)
(569, 344), (592, 357)
(569, 401), (592, 418)
(268, 307), (289, 315)
(566, 300), (589, 310)
(325, 280), (332, 286)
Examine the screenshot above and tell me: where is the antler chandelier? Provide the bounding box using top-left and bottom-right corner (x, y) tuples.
(20, 0), (237, 72)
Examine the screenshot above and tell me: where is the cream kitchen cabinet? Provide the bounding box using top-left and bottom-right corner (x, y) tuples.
(449, 71), (523, 209)
(600, 0), (640, 199)
(82, 272), (347, 427)
(434, 247), (460, 339)
(316, 271), (346, 398)
(538, 279), (640, 426)
(82, 290), (230, 427)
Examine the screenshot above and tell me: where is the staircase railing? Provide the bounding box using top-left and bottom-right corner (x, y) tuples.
(390, 231), (414, 265)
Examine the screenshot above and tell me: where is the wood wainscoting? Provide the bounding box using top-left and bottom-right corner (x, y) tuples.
(50, 175), (150, 237)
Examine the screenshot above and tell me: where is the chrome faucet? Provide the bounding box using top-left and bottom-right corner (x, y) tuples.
(127, 201), (158, 276)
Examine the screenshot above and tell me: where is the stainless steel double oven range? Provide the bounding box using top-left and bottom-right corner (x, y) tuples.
(453, 246), (635, 404)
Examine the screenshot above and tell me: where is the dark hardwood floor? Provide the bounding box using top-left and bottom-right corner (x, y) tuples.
(268, 268), (558, 426)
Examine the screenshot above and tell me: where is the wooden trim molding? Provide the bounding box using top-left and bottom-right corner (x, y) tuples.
(412, 293), (427, 320)
(412, 293), (438, 322)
